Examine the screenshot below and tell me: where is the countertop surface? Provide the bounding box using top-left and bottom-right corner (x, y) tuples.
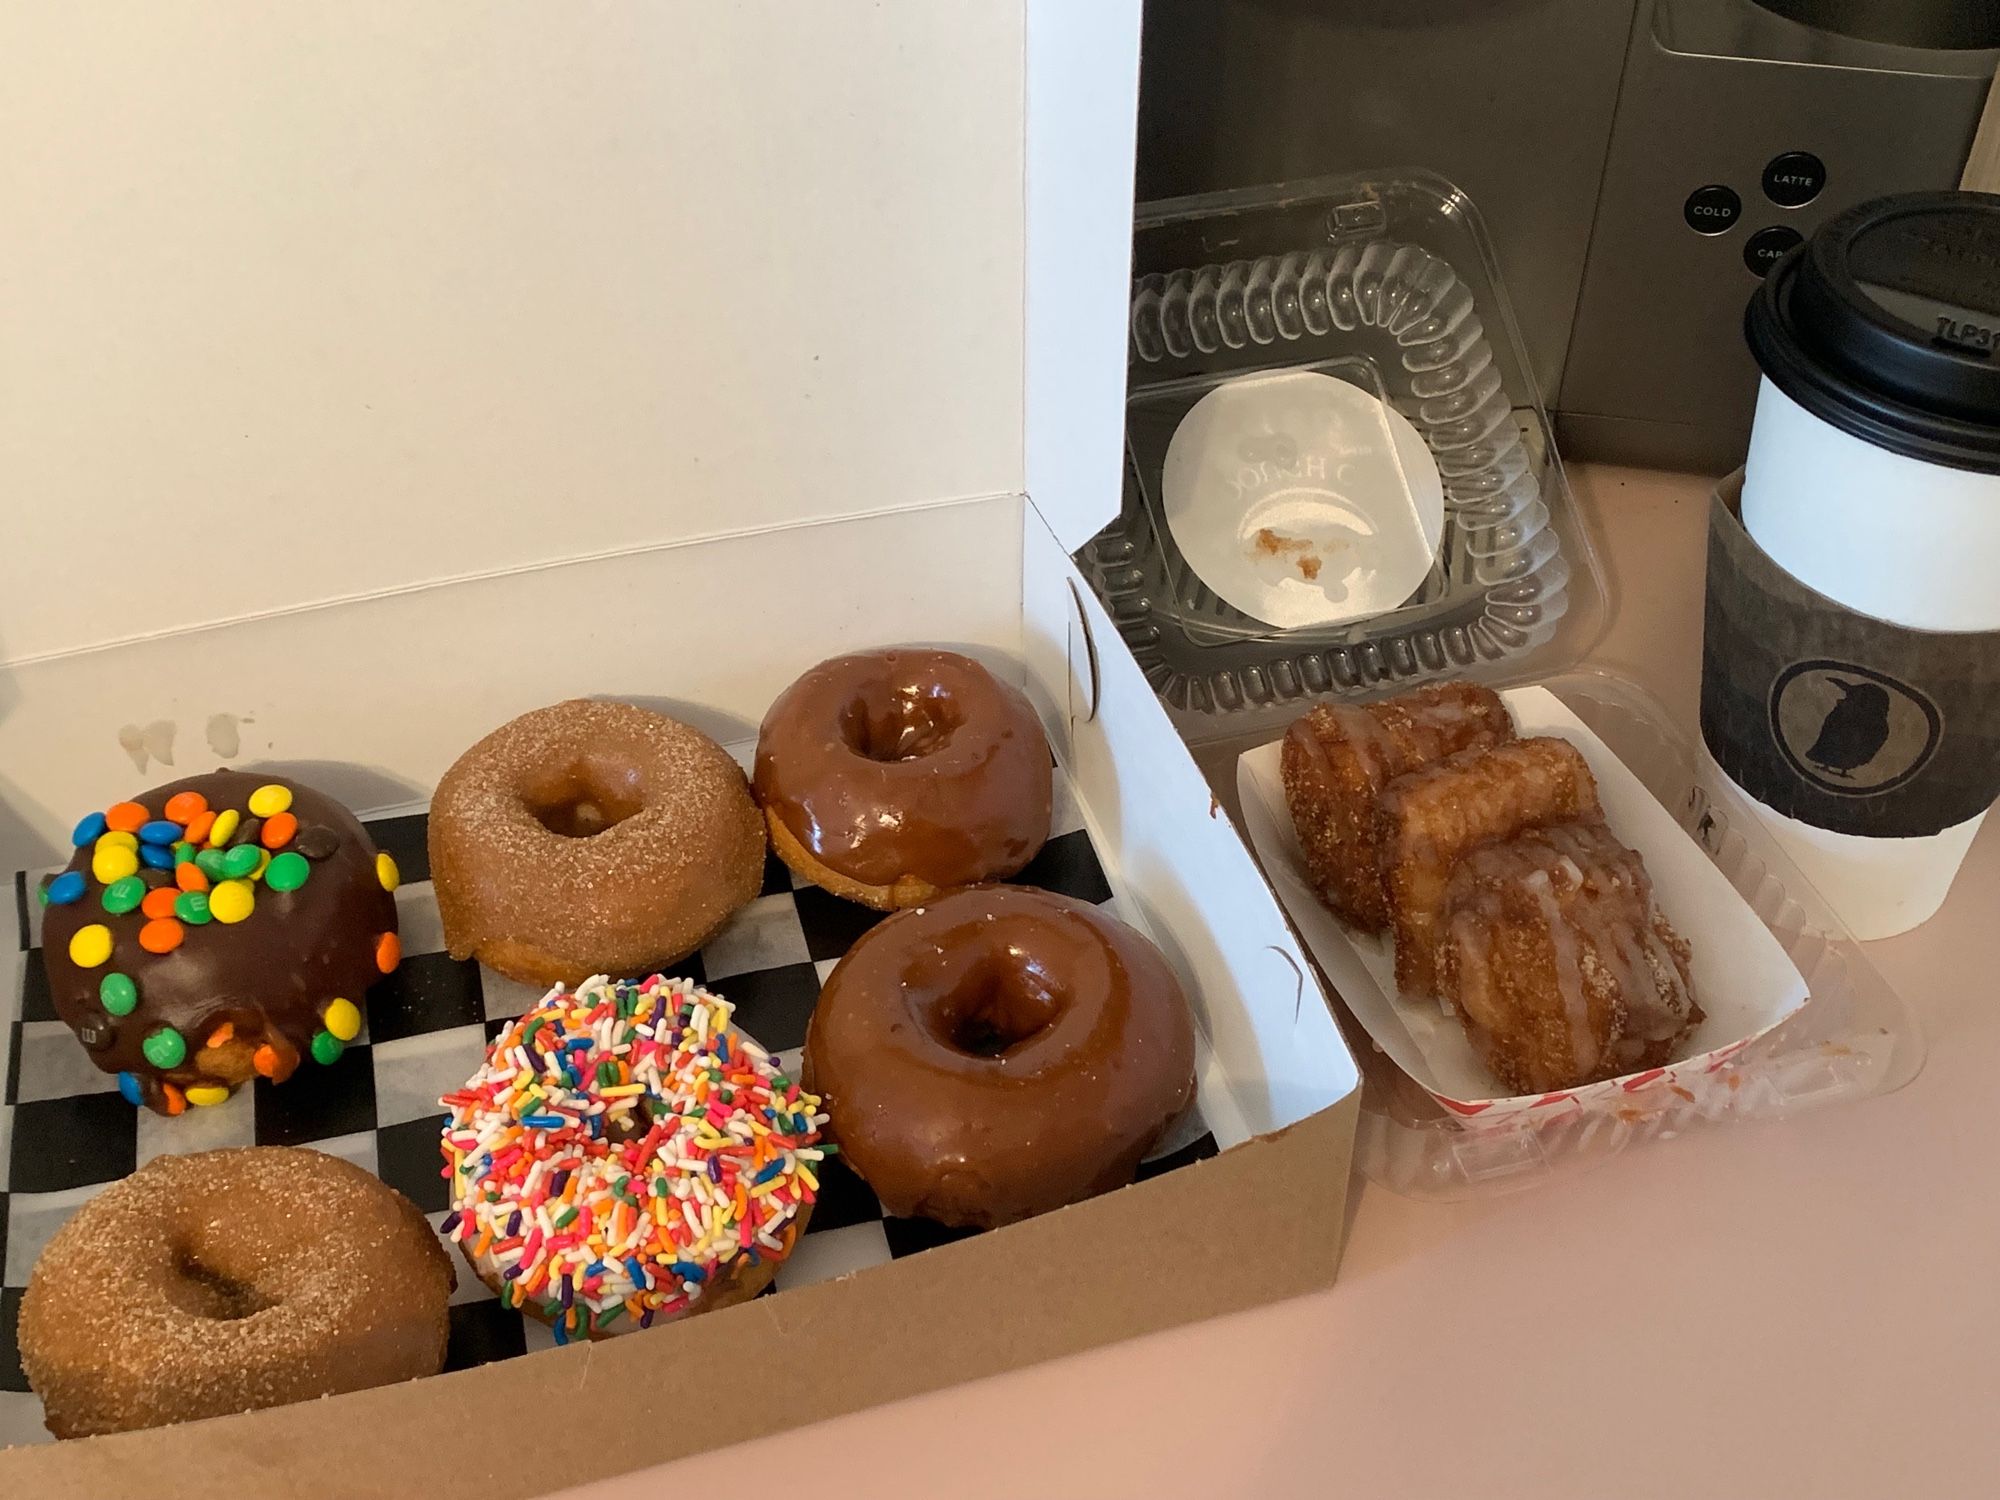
(563, 465), (1999, 1499)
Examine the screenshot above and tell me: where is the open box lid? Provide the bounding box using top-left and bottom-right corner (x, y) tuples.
(0, 2), (1138, 666)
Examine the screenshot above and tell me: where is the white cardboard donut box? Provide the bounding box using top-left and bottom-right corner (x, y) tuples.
(0, 5), (1360, 1494)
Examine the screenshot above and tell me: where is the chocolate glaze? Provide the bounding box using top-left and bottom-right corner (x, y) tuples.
(38, 771), (398, 1115)
(752, 649), (1053, 890)
(802, 887), (1197, 1228)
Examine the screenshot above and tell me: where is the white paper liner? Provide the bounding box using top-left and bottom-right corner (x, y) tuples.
(1161, 371), (1444, 630)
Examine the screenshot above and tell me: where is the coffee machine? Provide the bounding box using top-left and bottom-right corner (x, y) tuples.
(1137, 0), (1998, 470)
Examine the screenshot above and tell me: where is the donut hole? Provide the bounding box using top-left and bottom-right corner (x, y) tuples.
(840, 688), (966, 763)
(167, 1250), (274, 1322)
(520, 758), (647, 838)
(923, 962), (1063, 1059)
(603, 1093), (658, 1144)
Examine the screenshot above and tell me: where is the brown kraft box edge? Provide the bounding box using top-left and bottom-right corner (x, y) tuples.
(1700, 483), (2000, 839)
(0, 1099), (1357, 1500)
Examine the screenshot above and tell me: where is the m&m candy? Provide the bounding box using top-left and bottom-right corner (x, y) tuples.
(68, 924), (113, 968)
(92, 843), (139, 884)
(265, 852), (311, 892)
(100, 876), (146, 915)
(141, 1026), (187, 1069)
(321, 997), (362, 1042)
(248, 784), (293, 819)
(100, 972), (139, 1016)
(295, 825), (341, 860)
(105, 802), (149, 834)
(71, 811), (108, 847)
(42, 871), (86, 907)
(209, 880), (255, 924)
(163, 791), (208, 824)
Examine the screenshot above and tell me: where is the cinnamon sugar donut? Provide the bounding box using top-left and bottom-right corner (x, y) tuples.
(19, 1147), (451, 1438)
(430, 700), (765, 989)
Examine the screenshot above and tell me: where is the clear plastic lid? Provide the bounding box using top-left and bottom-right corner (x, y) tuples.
(1083, 170), (1609, 740)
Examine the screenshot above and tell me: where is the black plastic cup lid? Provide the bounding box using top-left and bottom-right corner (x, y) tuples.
(1746, 191), (2000, 474)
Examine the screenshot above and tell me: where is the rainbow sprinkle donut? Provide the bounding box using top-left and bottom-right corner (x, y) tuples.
(439, 974), (828, 1342)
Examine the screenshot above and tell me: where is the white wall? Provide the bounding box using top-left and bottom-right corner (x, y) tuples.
(0, 2), (1026, 663)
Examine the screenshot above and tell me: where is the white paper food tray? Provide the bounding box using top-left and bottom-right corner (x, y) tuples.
(1237, 686), (1810, 1117)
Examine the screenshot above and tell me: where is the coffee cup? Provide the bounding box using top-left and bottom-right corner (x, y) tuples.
(1701, 191), (2000, 938)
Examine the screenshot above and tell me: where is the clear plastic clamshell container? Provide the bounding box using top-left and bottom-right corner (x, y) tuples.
(1290, 669), (1925, 1200)
(1083, 171), (1608, 740)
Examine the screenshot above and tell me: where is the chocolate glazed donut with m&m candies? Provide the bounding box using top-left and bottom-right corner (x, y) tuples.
(753, 648), (1054, 910)
(37, 771), (401, 1115)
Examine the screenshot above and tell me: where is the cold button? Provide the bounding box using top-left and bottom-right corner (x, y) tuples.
(1744, 225), (1804, 277)
(1685, 184), (1741, 236)
(1763, 151), (1825, 208)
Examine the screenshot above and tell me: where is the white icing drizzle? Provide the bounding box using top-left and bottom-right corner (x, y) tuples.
(1522, 865), (1598, 1075)
(1442, 820), (1699, 1088)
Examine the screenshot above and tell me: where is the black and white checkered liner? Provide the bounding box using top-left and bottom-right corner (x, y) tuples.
(0, 767), (1214, 1444)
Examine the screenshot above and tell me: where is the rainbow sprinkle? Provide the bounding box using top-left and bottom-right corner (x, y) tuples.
(438, 974), (828, 1342)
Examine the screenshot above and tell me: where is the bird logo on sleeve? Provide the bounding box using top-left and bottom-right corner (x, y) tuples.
(1770, 661), (1941, 797)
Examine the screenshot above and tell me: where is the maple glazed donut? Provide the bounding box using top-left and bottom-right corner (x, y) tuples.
(803, 887), (1197, 1228)
(753, 648), (1054, 910)
(429, 700), (765, 989)
(36, 770), (401, 1116)
(19, 1147), (451, 1438)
